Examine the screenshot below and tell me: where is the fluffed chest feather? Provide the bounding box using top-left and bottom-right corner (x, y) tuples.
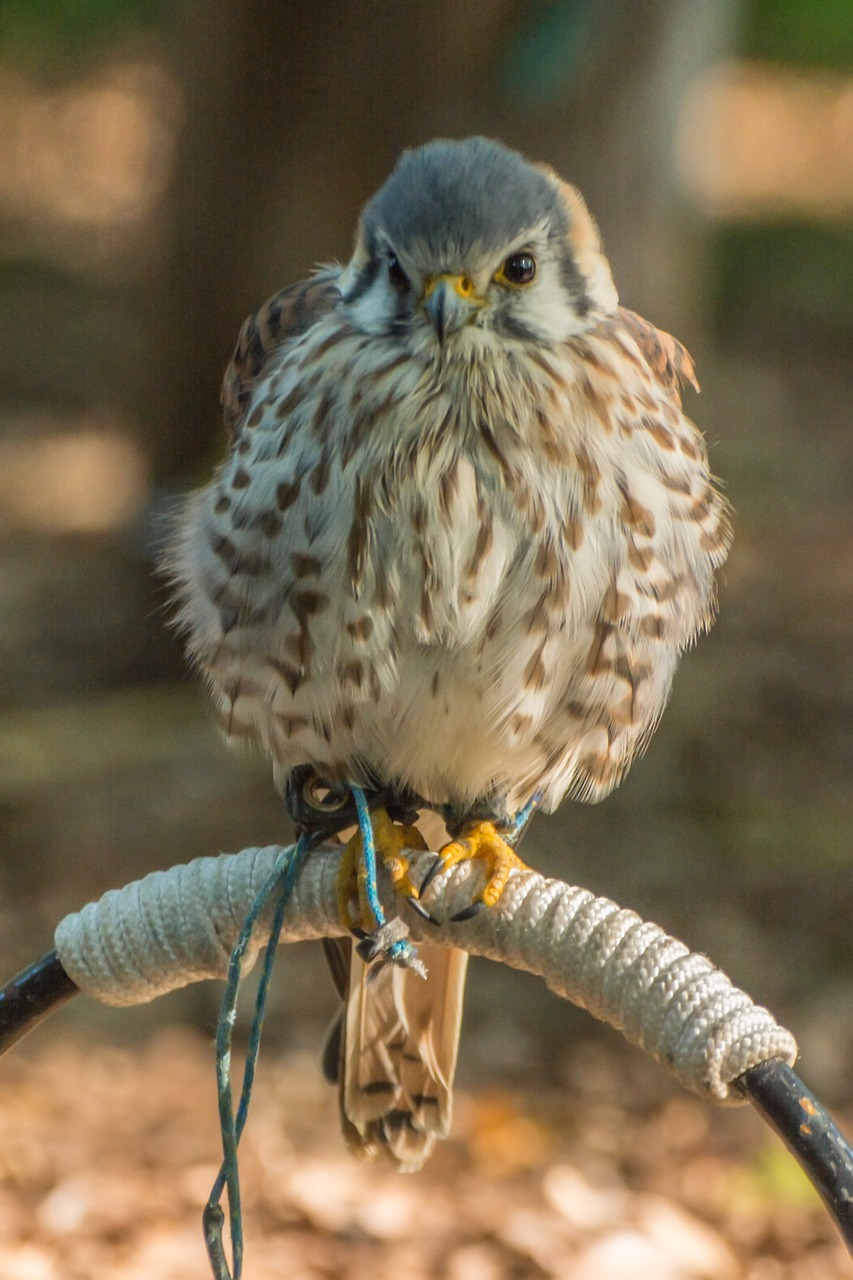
(171, 317), (725, 808)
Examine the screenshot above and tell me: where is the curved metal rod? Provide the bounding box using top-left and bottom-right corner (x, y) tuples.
(0, 949), (78, 1055)
(0, 947), (851, 1256)
(734, 1058), (853, 1248)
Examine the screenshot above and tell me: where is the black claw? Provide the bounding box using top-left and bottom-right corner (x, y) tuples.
(418, 855), (444, 896)
(450, 900), (488, 923)
(406, 897), (440, 925)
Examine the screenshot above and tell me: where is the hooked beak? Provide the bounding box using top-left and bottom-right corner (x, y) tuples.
(421, 273), (483, 344)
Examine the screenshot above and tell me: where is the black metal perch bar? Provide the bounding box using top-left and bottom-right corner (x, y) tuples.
(0, 844), (850, 1256)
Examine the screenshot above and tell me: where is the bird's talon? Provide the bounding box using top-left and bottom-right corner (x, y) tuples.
(335, 807), (429, 932)
(407, 897), (440, 925)
(420, 820), (528, 919)
(450, 901), (487, 923)
(418, 854), (445, 897)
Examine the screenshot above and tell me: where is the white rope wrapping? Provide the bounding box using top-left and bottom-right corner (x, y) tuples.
(54, 844), (796, 1103)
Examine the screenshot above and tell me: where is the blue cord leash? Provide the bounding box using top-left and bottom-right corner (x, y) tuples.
(350, 784), (423, 970)
(203, 792), (423, 1278)
(203, 833), (313, 1280)
(512, 792), (541, 842)
(350, 785), (385, 930)
(203, 789), (540, 1278)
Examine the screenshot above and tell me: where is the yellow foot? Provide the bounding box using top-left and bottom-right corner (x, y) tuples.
(336, 808), (430, 932)
(420, 820), (529, 922)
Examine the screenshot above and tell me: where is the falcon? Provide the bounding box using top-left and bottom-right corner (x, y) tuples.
(172, 137), (731, 1171)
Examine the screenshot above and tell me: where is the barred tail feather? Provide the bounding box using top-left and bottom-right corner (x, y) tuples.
(340, 943), (468, 1172)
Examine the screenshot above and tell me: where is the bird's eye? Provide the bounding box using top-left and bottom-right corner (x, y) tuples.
(387, 253), (409, 290)
(497, 252), (536, 286)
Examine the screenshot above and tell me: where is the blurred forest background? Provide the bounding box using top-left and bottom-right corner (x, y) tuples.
(0, 1), (851, 1277)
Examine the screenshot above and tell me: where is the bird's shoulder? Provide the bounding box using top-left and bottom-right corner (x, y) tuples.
(221, 272), (342, 435)
(612, 306), (699, 404)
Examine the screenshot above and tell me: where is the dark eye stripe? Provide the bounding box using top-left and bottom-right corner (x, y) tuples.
(387, 253), (409, 289)
(556, 242), (590, 316)
(492, 311), (543, 343)
(342, 255), (381, 305)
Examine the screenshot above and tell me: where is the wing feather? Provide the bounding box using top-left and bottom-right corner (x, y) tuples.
(221, 274), (340, 435)
(617, 305), (700, 402)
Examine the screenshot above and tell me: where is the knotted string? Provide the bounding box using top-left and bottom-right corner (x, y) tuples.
(203, 832), (313, 1280)
(350, 785), (425, 972)
(202, 790), (537, 1279)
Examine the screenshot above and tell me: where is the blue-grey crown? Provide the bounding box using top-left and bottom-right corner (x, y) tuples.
(362, 137), (567, 267)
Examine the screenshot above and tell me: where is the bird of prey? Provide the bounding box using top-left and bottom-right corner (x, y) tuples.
(172, 137), (731, 1171)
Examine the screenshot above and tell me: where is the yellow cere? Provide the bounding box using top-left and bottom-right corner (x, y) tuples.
(423, 273), (478, 301)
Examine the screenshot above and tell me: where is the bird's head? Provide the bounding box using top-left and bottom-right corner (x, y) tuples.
(337, 137), (618, 351)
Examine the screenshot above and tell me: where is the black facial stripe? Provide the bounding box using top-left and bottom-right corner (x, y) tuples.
(342, 254), (381, 305)
(491, 310), (544, 344)
(388, 307), (414, 340)
(555, 238), (590, 316)
(393, 290), (414, 320)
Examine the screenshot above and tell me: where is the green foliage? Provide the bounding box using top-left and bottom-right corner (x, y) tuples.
(742, 0), (853, 69)
(501, 0), (600, 106)
(712, 224), (853, 348)
(716, 3), (853, 350)
(720, 798), (853, 869)
(0, 0), (173, 60)
(732, 1142), (820, 1208)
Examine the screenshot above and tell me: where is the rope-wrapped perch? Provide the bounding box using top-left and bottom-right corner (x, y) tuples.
(54, 843), (796, 1104)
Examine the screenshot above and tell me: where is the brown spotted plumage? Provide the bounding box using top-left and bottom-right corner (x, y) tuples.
(221, 277), (339, 436)
(172, 138), (730, 1171)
